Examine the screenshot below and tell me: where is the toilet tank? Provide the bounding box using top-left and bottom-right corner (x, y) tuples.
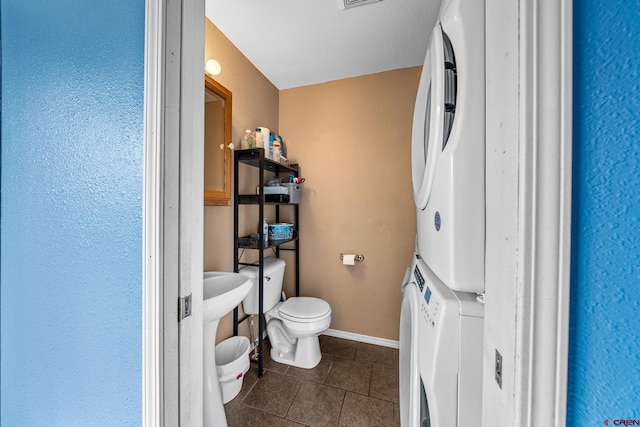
(239, 257), (286, 315)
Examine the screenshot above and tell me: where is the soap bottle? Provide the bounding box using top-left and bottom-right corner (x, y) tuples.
(241, 129), (255, 149)
(263, 219), (269, 243)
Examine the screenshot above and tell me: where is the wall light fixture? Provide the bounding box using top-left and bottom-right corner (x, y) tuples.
(205, 58), (222, 76)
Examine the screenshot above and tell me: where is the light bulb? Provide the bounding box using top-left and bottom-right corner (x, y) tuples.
(205, 59), (221, 76)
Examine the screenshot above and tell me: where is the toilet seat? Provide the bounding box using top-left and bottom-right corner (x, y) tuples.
(279, 297), (331, 323)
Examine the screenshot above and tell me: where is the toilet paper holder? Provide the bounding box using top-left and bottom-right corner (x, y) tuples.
(339, 253), (365, 263)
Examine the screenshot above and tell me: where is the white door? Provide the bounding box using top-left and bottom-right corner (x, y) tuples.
(144, 0), (204, 425)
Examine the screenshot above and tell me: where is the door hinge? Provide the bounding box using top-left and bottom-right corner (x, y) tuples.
(178, 294), (192, 321)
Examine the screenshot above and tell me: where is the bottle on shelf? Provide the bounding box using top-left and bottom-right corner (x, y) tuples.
(255, 131), (264, 148)
(263, 219), (269, 243)
(273, 136), (281, 162)
(256, 127), (270, 149)
(240, 129), (255, 149)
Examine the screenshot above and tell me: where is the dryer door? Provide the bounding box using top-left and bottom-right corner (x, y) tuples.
(399, 268), (420, 427)
(412, 24), (445, 210)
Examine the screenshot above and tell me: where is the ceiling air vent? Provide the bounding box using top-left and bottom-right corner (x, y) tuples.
(339, 0), (382, 10)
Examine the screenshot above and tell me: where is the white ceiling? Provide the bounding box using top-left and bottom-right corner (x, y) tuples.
(205, 0), (441, 90)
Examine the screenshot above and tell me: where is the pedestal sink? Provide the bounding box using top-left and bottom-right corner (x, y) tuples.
(203, 272), (252, 427)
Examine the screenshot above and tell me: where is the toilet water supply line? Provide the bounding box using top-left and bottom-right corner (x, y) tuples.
(249, 316), (259, 362)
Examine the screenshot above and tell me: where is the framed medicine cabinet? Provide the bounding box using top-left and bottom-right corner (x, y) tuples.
(204, 74), (233, 206)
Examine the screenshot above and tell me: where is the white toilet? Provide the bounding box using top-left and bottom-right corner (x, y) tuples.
(240, 257), (331, 369)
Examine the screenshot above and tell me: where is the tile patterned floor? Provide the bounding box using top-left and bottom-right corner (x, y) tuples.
(224, 335), (400, 427)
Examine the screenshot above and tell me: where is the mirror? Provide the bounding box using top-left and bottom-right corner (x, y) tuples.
(204, 74), (232, 206)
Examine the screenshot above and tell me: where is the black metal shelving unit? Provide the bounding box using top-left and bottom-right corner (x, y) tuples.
(233, 148), (300, 378)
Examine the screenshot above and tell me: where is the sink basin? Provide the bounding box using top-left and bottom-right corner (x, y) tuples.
(203, 272), (252, 322)
(202, 271), (252, 427)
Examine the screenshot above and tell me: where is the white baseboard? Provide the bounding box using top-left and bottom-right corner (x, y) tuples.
(323, 329), (399, 349)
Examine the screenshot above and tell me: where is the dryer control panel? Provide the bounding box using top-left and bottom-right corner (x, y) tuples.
(415, 265), (440, 328)
(421, 286), (440, 328)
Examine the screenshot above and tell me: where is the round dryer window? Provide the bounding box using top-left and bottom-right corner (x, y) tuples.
(412, 24), (446, 211)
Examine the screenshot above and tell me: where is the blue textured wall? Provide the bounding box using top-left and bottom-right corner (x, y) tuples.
(1, 1), (144, 425)
(569, 0), (640, 424)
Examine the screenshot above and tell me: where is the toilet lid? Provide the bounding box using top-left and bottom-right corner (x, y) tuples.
(279, 297), (331, 321)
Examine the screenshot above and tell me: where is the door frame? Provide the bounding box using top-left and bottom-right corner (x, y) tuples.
(484, 0), (572, 425)
(142, 0), (573, 424)
(143, 0), (204, 425)
(515, 0), (572, 424)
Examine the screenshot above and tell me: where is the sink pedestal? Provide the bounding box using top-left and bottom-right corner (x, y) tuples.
(202, 272), (253, 427)
(204, 319), (226, 427)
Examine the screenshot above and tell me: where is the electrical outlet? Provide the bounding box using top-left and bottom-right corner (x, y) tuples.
(495, 349), (503, 389)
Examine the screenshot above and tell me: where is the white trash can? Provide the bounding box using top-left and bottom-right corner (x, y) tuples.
(215, 336), (251, 404)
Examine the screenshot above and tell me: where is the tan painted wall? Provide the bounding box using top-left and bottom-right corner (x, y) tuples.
(279, 69), (419, 341)
(203, 19), (279, 342)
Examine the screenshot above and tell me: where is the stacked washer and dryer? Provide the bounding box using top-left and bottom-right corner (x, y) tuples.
(400, 0), (486, 425)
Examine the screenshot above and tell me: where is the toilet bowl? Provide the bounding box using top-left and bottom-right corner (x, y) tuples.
(266, 297), (331, 368)
(240, 257), (332, 369)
